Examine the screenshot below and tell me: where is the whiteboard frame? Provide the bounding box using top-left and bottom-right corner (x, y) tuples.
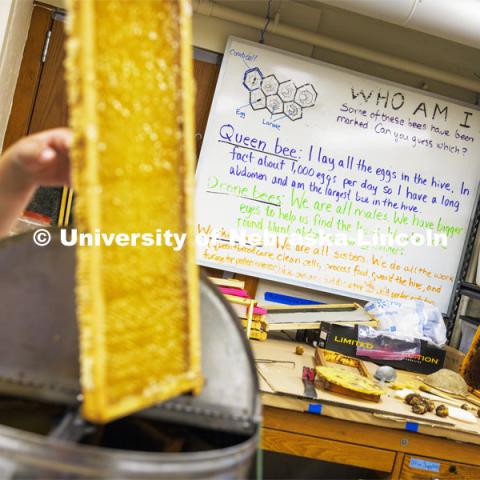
(446, 183), (480, 336)
(196, 36), (480, 317)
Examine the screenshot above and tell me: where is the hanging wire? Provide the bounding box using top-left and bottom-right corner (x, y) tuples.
(259, 0), (273, 44)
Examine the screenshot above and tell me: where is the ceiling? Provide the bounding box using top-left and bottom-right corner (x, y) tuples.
(41, 0), (480, 103)
(211, 1), (480, 102)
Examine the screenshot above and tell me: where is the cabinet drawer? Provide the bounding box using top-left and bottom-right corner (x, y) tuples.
(401, 454), (480, 479)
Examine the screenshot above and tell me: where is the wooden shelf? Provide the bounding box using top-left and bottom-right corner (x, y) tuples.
(460, 282), (480, 301)
(460, 315), (480, 326)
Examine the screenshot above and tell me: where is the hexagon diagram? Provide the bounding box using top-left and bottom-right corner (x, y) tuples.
(243, 67), (263, 91)
(266, 95), (283, 115)
(278, 80), (296, 102)
(295, 84), (317, 108)
(242, 68), (317, 121)
(284, 102), (302, 121)
(261, 75), (279, 96)
(250, 89), (266, 110)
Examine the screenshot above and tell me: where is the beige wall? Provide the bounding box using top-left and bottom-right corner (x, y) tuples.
(44, 0), (66, 9)
(0, 0), (33, 150)
(19, 0), (480, 106)
(0, 1), (14, 48)
(192, 1), (480, 105)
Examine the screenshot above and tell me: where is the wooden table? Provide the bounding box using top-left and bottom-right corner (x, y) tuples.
(262, 402), (480, 479)
(254, 339), (480, 479)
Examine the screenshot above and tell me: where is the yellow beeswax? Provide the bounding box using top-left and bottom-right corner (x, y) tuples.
(66, 0), (201, 423)
(315, 366), (384, 396)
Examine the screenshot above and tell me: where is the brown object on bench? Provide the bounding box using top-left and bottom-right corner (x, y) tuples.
(315, 366), (383, 403)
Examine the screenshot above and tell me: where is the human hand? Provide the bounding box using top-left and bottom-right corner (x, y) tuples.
(0, 128), (72, 237)
(1, 128), (72, 191)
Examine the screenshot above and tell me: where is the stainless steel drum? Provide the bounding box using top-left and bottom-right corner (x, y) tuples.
(0, 230), (260, 479)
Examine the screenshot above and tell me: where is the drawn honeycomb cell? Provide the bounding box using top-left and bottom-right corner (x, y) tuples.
(250, 89), (266, 110)
(266, 94), (283, 115)
(278, 80), (296, 102)
(295, 84), (317, 108)
(242, 68), (317, 121)
(284, 101), (302, 121)
(261, 75), (279, 96)
(243, 67), (264, 91)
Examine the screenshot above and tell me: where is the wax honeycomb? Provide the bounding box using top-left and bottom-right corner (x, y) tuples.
(66, 0), (201, 423)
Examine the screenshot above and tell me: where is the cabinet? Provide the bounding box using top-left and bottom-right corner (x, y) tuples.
(401, 454), (480, 479)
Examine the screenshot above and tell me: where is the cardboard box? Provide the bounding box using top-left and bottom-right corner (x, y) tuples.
(307, 323), (445, 374)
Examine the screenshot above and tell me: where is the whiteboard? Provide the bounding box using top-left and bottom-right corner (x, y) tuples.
(195, 37), (480, 314)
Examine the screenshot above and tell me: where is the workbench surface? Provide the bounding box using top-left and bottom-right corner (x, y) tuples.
(253, 338), (480, 478)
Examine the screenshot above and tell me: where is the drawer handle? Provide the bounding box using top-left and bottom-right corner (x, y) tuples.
(448, 465), (458, 474)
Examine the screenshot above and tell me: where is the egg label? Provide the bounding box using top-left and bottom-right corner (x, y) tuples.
(409, 458), (440, 473)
